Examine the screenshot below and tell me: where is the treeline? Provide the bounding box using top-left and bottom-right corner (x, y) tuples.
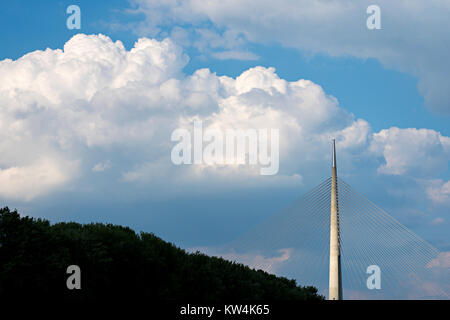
(0, 207), (322, 301)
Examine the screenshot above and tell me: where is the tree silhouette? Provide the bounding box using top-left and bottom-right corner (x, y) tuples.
(0, 207), (322, 301)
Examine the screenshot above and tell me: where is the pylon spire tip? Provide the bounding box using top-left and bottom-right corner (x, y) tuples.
(332, 139), (336, 168)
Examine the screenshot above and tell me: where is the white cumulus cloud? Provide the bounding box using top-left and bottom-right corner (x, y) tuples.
(0, 33), (449, 203)
(426, 180), (450, 205)
(370, 127), (450, 176)
(0, 157), (76, 201)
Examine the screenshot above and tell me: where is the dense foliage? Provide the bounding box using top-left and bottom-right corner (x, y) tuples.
(0, 207), (322, 301)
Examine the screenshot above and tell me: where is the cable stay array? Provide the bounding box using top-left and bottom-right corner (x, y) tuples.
(215, 177), (448, 299)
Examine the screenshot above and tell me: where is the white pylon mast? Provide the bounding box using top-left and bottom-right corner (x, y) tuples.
(329, 139), (342, 300)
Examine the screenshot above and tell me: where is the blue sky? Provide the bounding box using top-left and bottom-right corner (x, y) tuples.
(0, 0), (449, 261)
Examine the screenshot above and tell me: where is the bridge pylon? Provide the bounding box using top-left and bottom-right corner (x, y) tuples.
(329, 139), (343, 300)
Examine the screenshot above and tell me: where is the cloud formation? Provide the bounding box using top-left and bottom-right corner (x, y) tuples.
(0, 34), (373, 200)
(370, 127), (450, 176)
(131, 0), (450, 113)
(0, 33), (448, 207)
(0, 157), (76, 201)
(427, 180), (450, 205)
(191, 247), (293, 274)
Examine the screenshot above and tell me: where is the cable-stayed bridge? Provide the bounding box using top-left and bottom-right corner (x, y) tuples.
(211, 140), (449, 300)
